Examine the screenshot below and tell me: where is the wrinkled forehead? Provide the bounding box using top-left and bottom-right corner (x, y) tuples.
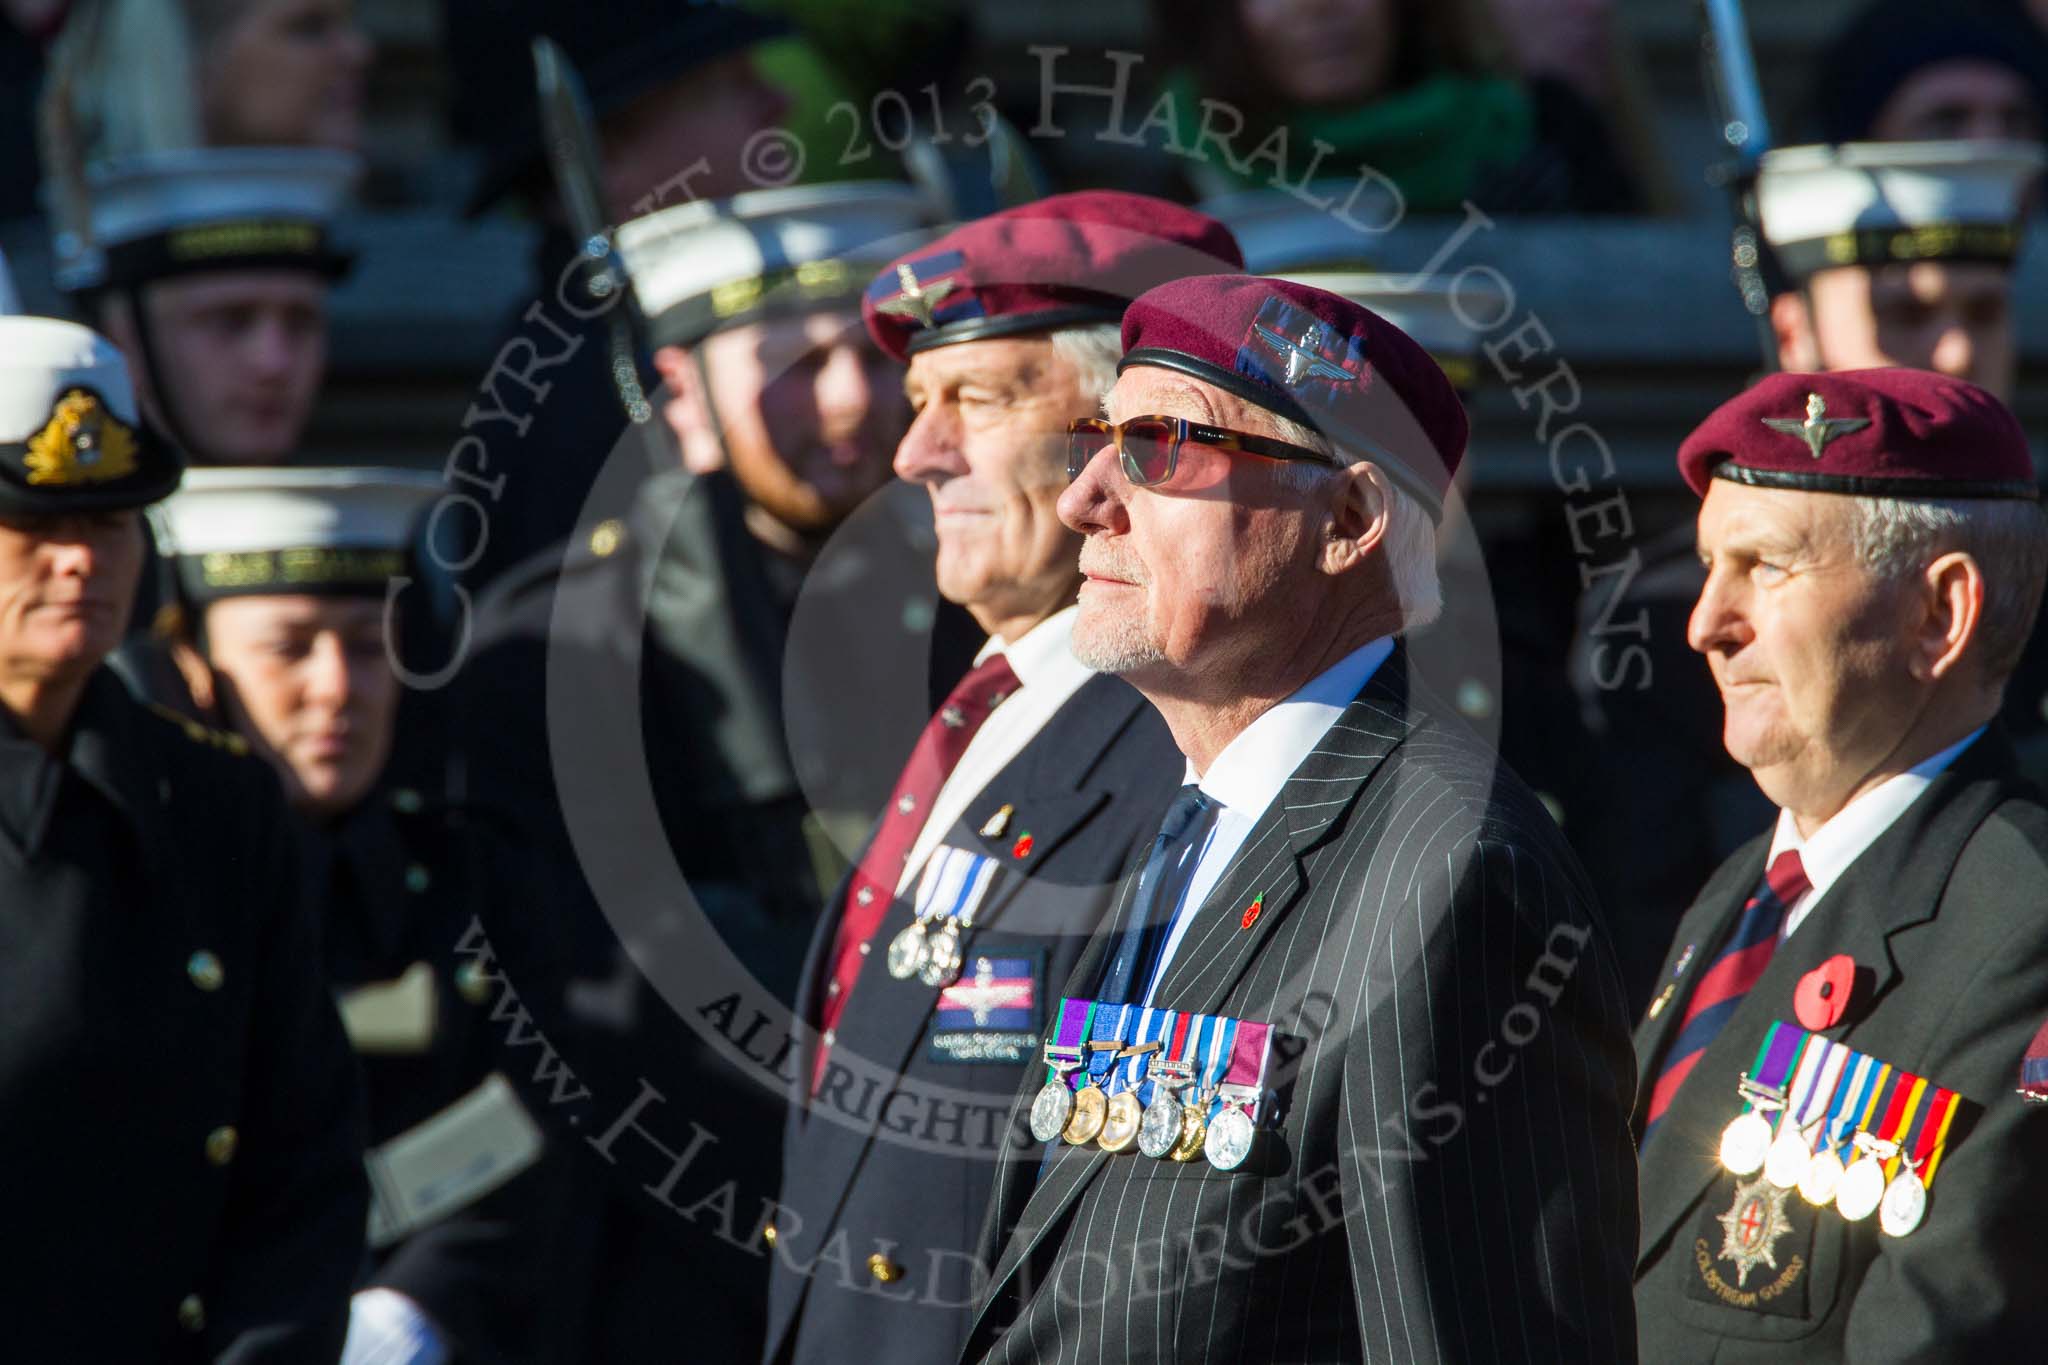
(903, 332), (1065, 394)
(1105, 365), (1288, 436)
(1697, 479), (1856, 552)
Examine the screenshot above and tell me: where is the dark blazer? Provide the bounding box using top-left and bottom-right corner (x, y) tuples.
(1632, 729), (2048, 1362)
(0, 670), (366, 1362)
(766, 671), (1182, 1365)
(312, 790), (571, 1365)
(963, 652), (1641, 1364)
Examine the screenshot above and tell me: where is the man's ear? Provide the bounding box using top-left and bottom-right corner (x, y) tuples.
(168, 637), (218, 715)
(1769, 291), (1819, 373)
(1322, 461), (1393, 575)
(1918, 550), (1987, 684)
(650, 343), (726, 474)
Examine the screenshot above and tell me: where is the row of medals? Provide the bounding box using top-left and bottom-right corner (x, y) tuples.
(1718, 1076), (1927, 1237)
(1027, 1040), (1258, 1171)
(885, 907), (969, 988)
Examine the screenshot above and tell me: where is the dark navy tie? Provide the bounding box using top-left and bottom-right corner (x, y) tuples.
(1095, 785), (1221, 1006)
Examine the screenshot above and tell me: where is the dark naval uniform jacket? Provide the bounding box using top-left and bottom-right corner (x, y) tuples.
(459, 467), (972, 1363)
(310, 788), (567, 1365)
(964, 654), (1642, 1364)
(765, 672), (1182, 1365)
(0, 669), (367, 1361)
(1632, 730), (2048, 1362)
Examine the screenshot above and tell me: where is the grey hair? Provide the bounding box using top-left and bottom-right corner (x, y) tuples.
(1848, 494), (2048, 682)
(1262, 411), (1443, 632)
(1048, 323), (1124, 404)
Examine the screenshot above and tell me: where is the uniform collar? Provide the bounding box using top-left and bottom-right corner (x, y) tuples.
(1767, 724), (1985, 905)
(1186, 635), (1395, 817)
(975, 603), (1088, 693)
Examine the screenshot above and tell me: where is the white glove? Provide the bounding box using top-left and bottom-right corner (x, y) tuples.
(342, 1288), (449, 1365)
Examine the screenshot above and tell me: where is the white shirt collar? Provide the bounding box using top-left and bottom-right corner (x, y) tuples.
(1184, 637), (1395, 814)
(974, 603), (1085, 690)
(1767, 725), (1985, 905)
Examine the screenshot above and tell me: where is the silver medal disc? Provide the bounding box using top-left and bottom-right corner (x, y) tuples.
(1878, 1168), (1928, 1237)
(918, 926), (963, 987)
(1834, 1157), (1886, 1222)
(1718, 1110), (1774, 1177)
(1798, 1148), (1845, 1207)
(1138, 1093), (1184, 1159)
(1763, 1126), (1814, 1190)
(884, 921), (929, 980)
(1029, 1081), (1074, 1144)
(1203, 1106), (1256, 1171)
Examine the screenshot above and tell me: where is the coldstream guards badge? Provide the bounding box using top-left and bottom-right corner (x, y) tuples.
(1717, 1175), (1795, 1288)
(1687, 1171), (1815, 1318)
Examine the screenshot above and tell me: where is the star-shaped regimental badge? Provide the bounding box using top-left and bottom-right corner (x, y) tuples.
(1716, 1173), (1795, 1288)
(1761, 392), (1870, 460)
(874, 263), (956, 329)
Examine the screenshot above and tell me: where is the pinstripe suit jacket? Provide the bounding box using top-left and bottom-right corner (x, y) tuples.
(960, 655), (1642, 1364)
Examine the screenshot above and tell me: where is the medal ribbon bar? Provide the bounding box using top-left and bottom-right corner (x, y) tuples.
(1217, 1020), (1273, 1122)
(1820, 1050), (1880, 1161)
(1911, 1083), (1962, 1185)
(1043, 997), (1097, 1085)
(1190, 1012), (1234, 1109)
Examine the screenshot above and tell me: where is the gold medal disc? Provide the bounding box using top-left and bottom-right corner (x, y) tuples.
(1063, 1084), (1108, 1145)
(1098, 1092), (1142, 1152)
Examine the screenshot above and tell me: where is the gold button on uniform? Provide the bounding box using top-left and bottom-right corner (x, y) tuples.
(867, 1253), (903, 1283)
(405, 863), (432, 894)
(590, 518), (625, 557)
(205, 1125), (239, 1166)
(176, 1294), (205, 1332)
(762, 1223), (779, 1248)
(186, 950), (224, 992)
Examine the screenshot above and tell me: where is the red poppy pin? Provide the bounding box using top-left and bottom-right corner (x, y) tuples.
(1240, 895), (1263, 930)
(1795, 954), (1858, 1031)
(1011, 832), (1034, 859)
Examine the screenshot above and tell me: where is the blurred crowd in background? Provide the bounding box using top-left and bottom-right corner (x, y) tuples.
(4, 0), (2048, 1361)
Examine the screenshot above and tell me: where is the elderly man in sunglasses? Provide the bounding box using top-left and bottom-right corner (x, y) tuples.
(961, 275), (1641, 1363)
(764, 192), (1245, 1365)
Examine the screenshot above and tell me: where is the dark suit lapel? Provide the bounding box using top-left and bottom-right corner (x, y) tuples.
(1629, 840), (1766, 1130)
(974, 656), (1417, 1324)
(1635, 730), (2022, 1261)
(787, 677), (1153, 1260)
(1151, 659), (1413, 1018)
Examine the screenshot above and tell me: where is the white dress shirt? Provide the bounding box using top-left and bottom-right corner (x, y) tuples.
(1769, 726), (1984, 938)
(1138, 636), (1395, 1004)
(895, 604), (1096, 894)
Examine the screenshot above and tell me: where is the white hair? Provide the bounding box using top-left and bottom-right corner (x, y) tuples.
(1848, 494), (2048, 682)
(1048, 322), (1124, 404)
(1262, 411), (1444, 632)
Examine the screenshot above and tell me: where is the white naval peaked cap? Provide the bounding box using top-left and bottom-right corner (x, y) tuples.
(1275, 271), (1502, 390)
(0, 315), (183, 511)
(151, 466), (440, 603)
(57, 145), (362, 293)
(1756, 139), (2045, 281)
(615, 181), (941, 346)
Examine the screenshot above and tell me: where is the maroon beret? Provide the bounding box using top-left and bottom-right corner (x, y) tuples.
(1677, 368), (2037, 500)
(861, 191), (1243, 363)
(1117, 274), (1468, 518)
